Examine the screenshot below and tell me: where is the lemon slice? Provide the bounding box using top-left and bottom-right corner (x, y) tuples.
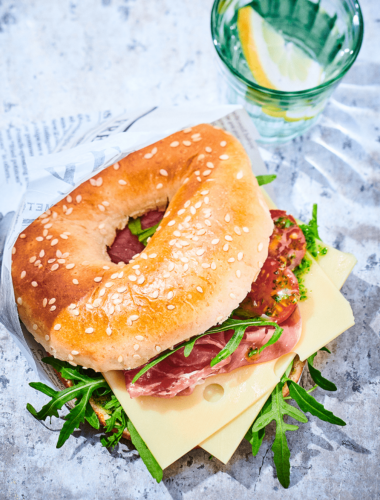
(237, 6), (324, 92)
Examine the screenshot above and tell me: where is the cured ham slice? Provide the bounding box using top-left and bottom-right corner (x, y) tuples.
(108, 210), (164, 264)
(124, 307), (302, 398)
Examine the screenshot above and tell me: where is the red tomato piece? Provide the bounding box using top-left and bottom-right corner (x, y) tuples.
(269, 209), (306, 270)
(239, 257), (300, 324)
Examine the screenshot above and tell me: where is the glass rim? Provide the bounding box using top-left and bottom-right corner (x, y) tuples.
(210, 0), (364, 98)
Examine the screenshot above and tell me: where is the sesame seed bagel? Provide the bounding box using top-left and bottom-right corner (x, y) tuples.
(12, 124), (273, 372)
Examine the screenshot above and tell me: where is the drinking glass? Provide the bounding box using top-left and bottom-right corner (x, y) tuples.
(211, 0), (364, 143)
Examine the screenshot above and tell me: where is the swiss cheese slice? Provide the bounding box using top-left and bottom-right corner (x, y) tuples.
(200, 251), (355, 462)
(103, 251), (354, 469)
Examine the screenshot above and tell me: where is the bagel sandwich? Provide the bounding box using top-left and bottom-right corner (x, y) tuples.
(11, 124), (354, 488)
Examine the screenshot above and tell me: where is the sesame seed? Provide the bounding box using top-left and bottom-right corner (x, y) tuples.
(43, 230), (48, 237)
(184, 127), (192, 133)
(73, 279), (79, 285)
(207, 163), (214, 170)
(211, 262), (216, 270)
(225, 214), (230, 223)
(135, 335), (144, 341)
(54, 324), (61, 331)
(223, 244), (229, 251)
(66, 263), (75, 270)
(198, 154), (205, 161)
(259, 261), (264, 268)
(243, 227), (249, 233)
(43, 298), (48, 307)
(258, 242), (263, 251)
(168, 291), (174, 300)
(190, 206), (196, 215)
(98, 204), (105, 212)
(236, 270), (241, 278)
(106, 327), (112, 336)
(183, 141), (191, 146)
(30, 256), (36, 263)
(144, 153), (152, 159)
(220, 141), (227, 147)
(113, 299), (122, 305)
(51, 264), (59, 271)
(156, 345), (161, 352)
(128, 275), (137, 282)
(238, 252), (244, 261)
(228, 257), (235, 263)
(93, 299), (102, 307)
(76, 195), (82, 203)
(111, 273), (118, 279)
(32, 324), (38, 331)
(31, 281), (38, 287)
(46, 235), (53, 240)
(211, 239), (219, 245)
(173, 231), (181, 237)
(109, 305), (115, 314)
(160, 169), (168, 176)
(66, 207), (73, 215)
(205, 220), (211, 227)
(134, 344), (140, 351)
(44, 223), (52, 229)
(17, 297), (22, 305)
(168, 262), (175, 271)
(180, 257), (189, 263)
(196, 248), (205, 256)
(102, 201), (110, 207)
(183, 264), (189, 271)
(118, 355), (123, 363)
(137, 276), (145, 284)
(156, 183), (163, 190)
(192, 133), (201, 139)
(86, 303), (94, 310)
(149, 253), (157, 258)
(168, 220), (175, 227)
(85, 328), (94, 334)
(99, 289), (106, 297)
(196, 286), (203, 293)
(220, 154), (229, 160)
(230, 293), (236, 299)
(217, 316), (223, 323)
(93, 277), (102, 283)
(197, 228), (206, 235)
(20, 233), (26, 239)
(20, 271), (26, 279)
(51, 239), (58, 246)
(197, 177), (201, 182)
(118, 271), (123, 278)
(237, 171), (243, 179)
(167, 304), (175, 310)
(117, 286), (127, 293)
(151, 290), (159, 299)
(141, 253), (148, 260)
(45, 335), (50, 341)
(203, 170), (211, 176)
(202, 263), (210, 269)
(36, 237), (43, 242)
(185, 216), (191, 223)
(170, 141), (179, 147)
(205, 147), (212, 153)
(225, 235), (233, 241)
(57, 250), (62, 257)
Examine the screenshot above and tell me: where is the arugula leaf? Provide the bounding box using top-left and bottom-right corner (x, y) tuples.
(127, 420), (163, 483)
(132, 317), (283, 383)
(299, 204), (327, 258)
(288, 381), (345, 426)
(256, 174), (277, 186)
(320, 346), (331, 354)
(42, 357), (96, 383)
(210, 325), (246, 367)
(293, 257), (311, 301)
(128, 218), (142, 235)
(307, 352), (337, 391)
(251, 383), (308, 488)
(245, 396), (272, 456)
(101, 404), (127, 449)
(248, 323), (284, 357)
(138, 224), (160, 245)
(84, 401), (100, 429)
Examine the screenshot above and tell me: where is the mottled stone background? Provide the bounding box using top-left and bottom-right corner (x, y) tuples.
(1, 0), (379, 498)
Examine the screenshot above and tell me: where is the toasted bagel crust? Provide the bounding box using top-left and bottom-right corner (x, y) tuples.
(12, 124), (273, 372)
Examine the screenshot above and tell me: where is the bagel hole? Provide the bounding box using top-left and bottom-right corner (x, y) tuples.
(107, 209), (165, 265)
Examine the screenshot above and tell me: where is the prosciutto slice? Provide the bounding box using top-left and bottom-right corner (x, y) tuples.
(124, 307), (302, 398)
(107, 210), (164, 265)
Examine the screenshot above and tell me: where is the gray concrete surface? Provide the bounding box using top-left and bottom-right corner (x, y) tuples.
(1, 0), (379, 498)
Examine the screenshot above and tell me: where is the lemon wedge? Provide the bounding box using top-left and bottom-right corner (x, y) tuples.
(237, 6), (324, 92)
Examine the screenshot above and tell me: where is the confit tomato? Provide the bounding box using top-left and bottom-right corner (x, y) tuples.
(239, 257), (300, 323)
(269, 210), (306, 270)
